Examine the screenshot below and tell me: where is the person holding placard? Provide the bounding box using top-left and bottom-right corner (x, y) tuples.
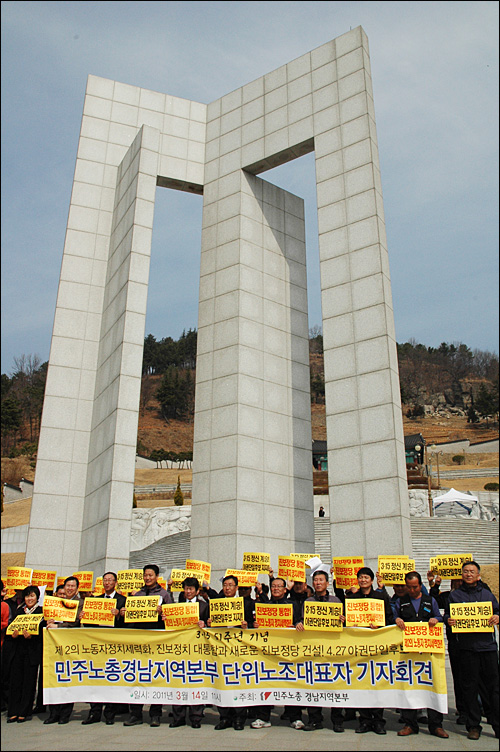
(81, 571), (127, 726)
(43, 576), (83, 726)
(251, 577), (303, 730)
(444, 561), (499, 741)
(210, 575), (250, 731)
(122, 564), (173, 728)
(297, 566), (345, 733)
(344, 567), (393, 735)
(5, 585), (44, 723)
(169, 577), (208, 729)
(394, 570), (448, 738)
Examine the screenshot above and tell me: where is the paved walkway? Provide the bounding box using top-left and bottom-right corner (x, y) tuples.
(2, 655), (498, 751)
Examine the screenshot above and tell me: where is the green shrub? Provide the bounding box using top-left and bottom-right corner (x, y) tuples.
(174, 476), (184, 506)
(484, 482), (499, 491)
(452, 454), (465, 465)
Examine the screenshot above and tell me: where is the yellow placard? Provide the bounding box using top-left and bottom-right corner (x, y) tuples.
(4, 589), (16, 600)
(403, 623), (445, 653)
(449, 602), (493, 632)
(81, 597), (116, 626)
(43, 595), (79, 622)
(42, 625), (448, 711)
(162, 602), (200, 630)
(124, 596), (161, 623)
(31, 570), (57, 590)
(345, 598), (386, 627)
(116, 569), (145, 593)
(242, 552), (270, 572)
(185, 559), (211, 583)
(429, 554), (473, 580)
(6, 567), (32, 589)
(170, 569), (200, 591)
(255, 603), (293, 628)
(6, 613), (44, 635)
(378, 557), (415, 585)
(290, 554), (316, 569)
(278, 557), (306, 582)
(304, 601), (343, 631)
(93, 577), (105, 596)
(73, 571), (94, 591)
(210, 597), (244, 627)
(224, 569), (258, 587)
(157, 577), (167, 589)
(56, 577), (66, 589)
(333, 557), (365, 589)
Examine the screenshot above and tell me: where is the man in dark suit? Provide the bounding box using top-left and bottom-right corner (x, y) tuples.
(81, 572), (127, 726)
(169, 577), (209, 729)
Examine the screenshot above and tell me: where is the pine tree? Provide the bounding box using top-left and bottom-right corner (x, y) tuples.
(174, 476), (184, 506)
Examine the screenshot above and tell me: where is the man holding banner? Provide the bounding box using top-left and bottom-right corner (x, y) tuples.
(80, 572), (126, 726)
(122, 564), (172, 727)
(344, 567), (394, 735)
(395, 570), (448, 738)
(445, 561), (499, 741)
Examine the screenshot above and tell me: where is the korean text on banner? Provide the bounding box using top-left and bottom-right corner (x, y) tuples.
(210, 597), (244, 627)
(303, 601), (343, 631)
(43, 596), (79, 622)
(224, 569), (258, 587)
(333, 557), (365, 589)
(6, 567), (32, 589)
(403, 624), (445, 653)
(31, 570), (57, 589)
(170, 570), (200, 591)
(345, 599), (385, 627)
(290, 554), (316, 569)
(124, 596), (161, 623)
(162, 602), (200, 630)
(378, 557), (415, 585)
(449, 602), (493, 632)
(242, 553), (270, 572)
(73, 571), (93, 591)
(255, 603), (293, 628)
(278, 557), (306, 582)
(185, 560), (211, 583)
(81, 598), (116, 626)
(429, 554), (473, 580)
(6, 614), (43, 635)
(43, 625), (448, 713)
(116, 569), (145, 593)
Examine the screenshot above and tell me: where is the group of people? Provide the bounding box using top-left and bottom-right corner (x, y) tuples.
(1, 559), (498, 740)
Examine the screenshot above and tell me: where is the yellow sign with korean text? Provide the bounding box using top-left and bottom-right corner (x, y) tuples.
(170, 569), (200, 591)
(403, 623), (445, 653)
(162, 602), (200, 630)
(116, 569), (145, 593)
(124, 596), (160, 623)
(290, 554), (316, 568)
(242, 552), (270, 572)
(81, 598), (116, 626)
(449, 602), (493, 632)
(224, 569), (258, 587)
(31, 570), (57, 590)
(345, 598), (385, 627)
(93, 577), (105, 596)
(56, 577), (66, 589)
(43, 625), (448, 713)
(304, 601), (343, 631)
(73, 571), (94, 591)
(333, 557), (365, 589)
(378, 557), (415, 585)
(210, 597), (244, 626)
(429, 554), (473, 579)
(6, 613), (43, 635)
(278, 557), (306, 582)
(185, 560), (211, 583)
(255, 603), (293, 628)
(43, 596), (79, 622)
(6, 567), (32, 589)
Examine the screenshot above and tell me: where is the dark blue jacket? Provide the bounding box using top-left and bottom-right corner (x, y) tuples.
(444, 581), (499, 652)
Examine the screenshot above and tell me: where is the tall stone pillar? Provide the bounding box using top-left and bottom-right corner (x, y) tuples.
(190, 170), (314, 579)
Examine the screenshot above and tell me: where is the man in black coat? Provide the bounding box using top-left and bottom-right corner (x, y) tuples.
(81, 572), (127, 726)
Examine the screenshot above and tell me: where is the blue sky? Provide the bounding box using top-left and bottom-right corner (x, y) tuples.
(1, 0), (498, 374)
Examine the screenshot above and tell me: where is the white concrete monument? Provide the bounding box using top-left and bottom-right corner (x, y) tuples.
(25, 26), (411, 579)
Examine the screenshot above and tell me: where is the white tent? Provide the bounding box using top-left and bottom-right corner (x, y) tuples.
(433, 488), (479, 517)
